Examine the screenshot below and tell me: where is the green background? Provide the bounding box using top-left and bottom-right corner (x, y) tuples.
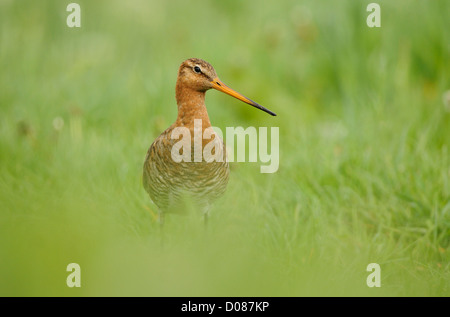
(0, 0), (449, 296)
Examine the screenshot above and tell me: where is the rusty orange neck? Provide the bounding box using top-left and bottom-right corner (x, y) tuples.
(175, 82), (211, 129)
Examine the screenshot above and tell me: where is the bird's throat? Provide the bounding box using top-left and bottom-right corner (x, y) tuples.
(175, 84), (212, 129)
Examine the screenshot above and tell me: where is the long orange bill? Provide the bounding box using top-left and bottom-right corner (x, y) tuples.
(211, 77), (277, 116)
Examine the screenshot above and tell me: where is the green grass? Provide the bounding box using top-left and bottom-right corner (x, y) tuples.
(0, 0), (449, 296)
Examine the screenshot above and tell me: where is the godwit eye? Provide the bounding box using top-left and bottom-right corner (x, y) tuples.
(193, 66), (201, 74)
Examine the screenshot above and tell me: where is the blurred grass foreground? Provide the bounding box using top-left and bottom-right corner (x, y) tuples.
(0, 0), (449, 296)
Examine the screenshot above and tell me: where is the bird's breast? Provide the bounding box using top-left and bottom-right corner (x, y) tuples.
(143, 127), (229, 212)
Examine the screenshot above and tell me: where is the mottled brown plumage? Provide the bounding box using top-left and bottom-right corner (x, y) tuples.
(143, 58), (276, 222)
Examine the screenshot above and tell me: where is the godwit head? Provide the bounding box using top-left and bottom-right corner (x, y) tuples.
(176, 58), (276, 117)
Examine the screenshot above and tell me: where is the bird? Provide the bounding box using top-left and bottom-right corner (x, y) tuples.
(143, 58), (276, 225)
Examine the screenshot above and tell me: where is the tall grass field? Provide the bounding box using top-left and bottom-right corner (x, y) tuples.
(0, 0), (449, 296)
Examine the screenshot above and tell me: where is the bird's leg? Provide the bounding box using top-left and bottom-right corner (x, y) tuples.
(203, 205), (210, 228)
(204, 212), (208, 227)
(158, 211), (165, 228)
(158, 211), (165, 247)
